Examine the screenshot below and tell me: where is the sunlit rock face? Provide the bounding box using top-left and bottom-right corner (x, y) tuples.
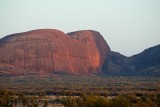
(0, 29), (110, 74)
(68, 30), (110, 73)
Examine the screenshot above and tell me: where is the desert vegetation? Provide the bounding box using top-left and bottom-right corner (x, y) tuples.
(62, 93), (160, 107)
(0, 90), (160, 107)
(0, 75), (160, 107)
(0, 75), (159, 95)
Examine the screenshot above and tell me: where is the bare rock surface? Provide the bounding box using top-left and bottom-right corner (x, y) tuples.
(0, 29), (110, 75)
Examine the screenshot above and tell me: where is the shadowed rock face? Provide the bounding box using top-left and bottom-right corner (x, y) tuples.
(102, 45), (160, 76)
(0, 29), (110, 74)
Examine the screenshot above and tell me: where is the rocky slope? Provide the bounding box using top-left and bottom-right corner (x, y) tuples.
(0, 29), (110, 75)
(102, 45), (160, 76)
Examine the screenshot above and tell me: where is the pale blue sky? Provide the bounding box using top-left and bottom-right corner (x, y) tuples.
(0, 0), (160, 56)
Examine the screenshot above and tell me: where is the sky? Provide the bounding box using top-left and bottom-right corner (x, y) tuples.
(0, 0), (160, 56)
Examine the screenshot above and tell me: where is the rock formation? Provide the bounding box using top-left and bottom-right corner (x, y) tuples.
(0, 29), (110, 75)
(0, 29), (159, 76)
(102, 45), (160, 76)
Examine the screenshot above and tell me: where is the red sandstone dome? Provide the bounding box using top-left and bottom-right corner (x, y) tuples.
(0, 29), (110, 75)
